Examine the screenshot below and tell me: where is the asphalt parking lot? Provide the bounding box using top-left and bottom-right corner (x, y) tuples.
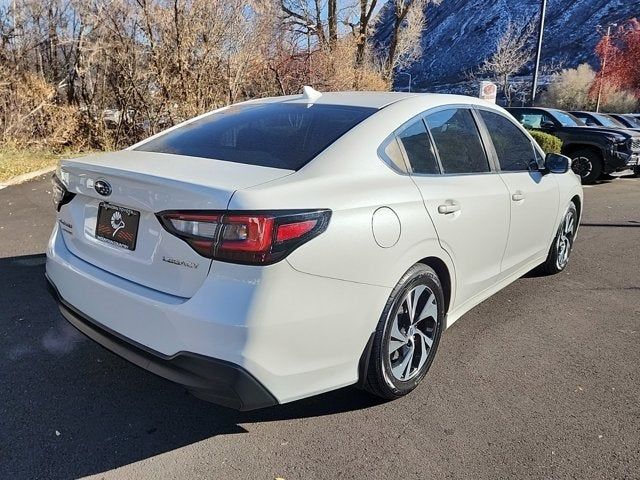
(1, 174), (639, 479)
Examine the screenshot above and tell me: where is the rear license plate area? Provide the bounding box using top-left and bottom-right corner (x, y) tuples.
(95, 203), (140, 251)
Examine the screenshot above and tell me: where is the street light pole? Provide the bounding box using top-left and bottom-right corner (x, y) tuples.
(595, 23), (616, 113)
(530, 0), (547, 105)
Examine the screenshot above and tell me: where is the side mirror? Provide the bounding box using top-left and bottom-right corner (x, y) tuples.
(540, 121), (556, 131)
(544, 153), (570, 174)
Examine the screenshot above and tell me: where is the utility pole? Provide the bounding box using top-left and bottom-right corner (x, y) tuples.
(595, 23), (616, 113)
(530, 0), (547, 105)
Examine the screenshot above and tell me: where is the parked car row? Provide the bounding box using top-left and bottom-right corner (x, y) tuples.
(506, 107), (640, 184)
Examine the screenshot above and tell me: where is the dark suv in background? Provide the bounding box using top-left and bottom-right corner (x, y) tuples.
(506, 107), (640, 183)
(607, 113), (640, 131)
(569, 111), (640, 133)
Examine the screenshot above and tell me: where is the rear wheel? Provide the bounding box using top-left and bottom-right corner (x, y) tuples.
(569, 148), (602, 184)
(541, 203), (578, 275)
(364, 264), (444, 400)
(633, 167), (640, 177)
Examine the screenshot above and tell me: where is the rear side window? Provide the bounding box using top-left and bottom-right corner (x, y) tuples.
(382, 138), (408, 172)
(516, 112), (544, 128)
(575, 114), (596, 126)
(425, 109), (489, 174)
(136, 103), (376, 170)
(479, 110), (536, 172)
(396, 119), (440, 174)
(510, 110), (557, 128)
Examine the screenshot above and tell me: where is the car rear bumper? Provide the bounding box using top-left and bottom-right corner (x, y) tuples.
(46, 276), (277, 410)
(46, 224), (390, 407)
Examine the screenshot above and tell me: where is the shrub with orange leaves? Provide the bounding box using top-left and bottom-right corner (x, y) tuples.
(593, 19), (640, 99)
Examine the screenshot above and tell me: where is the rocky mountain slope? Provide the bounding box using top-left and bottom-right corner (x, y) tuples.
(375, 0), (638, 90)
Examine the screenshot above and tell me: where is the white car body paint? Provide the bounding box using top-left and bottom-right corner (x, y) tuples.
(46, 92), (583, 406)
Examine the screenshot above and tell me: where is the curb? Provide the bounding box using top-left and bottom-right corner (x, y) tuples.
(0, 166), (56, 190)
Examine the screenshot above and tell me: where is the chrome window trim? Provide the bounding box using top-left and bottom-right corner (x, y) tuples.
(378, 103), (554, 177)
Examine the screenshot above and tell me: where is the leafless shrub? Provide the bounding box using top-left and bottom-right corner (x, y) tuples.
(372, 0), (437, 84)
(539, 63), (596, 110)
(539, 63), (638, 112)
(596, 85), (638, 113)
(477, 21), (536, 106)
(0, 0), (406, 151)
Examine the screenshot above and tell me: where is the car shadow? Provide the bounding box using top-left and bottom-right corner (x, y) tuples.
(0, 254), (385, 479)
(580, 222), (640, 228)
(588, 172), (638, 185)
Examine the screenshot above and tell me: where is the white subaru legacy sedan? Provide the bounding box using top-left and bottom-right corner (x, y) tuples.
(46, 90), (583, 410)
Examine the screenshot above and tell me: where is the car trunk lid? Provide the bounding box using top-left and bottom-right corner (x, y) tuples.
(57, 150), (293, 298)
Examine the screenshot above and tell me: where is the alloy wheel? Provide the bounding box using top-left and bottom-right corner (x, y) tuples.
(571, 156), (592, 179)
(387, 284), (439, 382)
(556, 209), (576, 270)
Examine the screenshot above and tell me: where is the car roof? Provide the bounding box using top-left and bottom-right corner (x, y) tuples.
(245, 91), (502, 110)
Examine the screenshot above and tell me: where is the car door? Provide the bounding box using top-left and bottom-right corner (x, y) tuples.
(398, 107), (511, 308)
(477, 109), (560, 275)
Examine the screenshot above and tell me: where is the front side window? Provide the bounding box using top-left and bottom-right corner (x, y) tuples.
(479, 110), (536, 172)
(396, 119), (440, 174)
(136, 103), (376, 170)
(425, 108), (489, 174)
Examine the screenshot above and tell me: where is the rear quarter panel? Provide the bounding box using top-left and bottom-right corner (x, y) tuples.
(229, 167), (452, 291)
(229, 96), (511, 311)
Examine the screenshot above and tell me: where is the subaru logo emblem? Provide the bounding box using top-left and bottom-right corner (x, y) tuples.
(94, 180), (112, 197)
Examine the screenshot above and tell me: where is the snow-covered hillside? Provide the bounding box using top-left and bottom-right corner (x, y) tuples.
(375, 0), (638, 90)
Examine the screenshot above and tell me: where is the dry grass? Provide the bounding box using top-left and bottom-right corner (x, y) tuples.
(0, 148), (88, 182)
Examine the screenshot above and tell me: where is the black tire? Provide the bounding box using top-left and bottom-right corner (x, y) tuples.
(633, 167), (640, 178)
(569, 148), (603, 184)
(541, 202), (578, 275)
(364, 264), (445, 400)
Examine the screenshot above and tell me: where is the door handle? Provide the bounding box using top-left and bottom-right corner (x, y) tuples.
(511, 192), (525, 201)
(437, 203), (461, 214)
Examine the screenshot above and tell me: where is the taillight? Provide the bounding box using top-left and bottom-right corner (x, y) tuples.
(157, 209), (331, 265)
(51, 173), (75, 211)
(159, 212), (222, 257)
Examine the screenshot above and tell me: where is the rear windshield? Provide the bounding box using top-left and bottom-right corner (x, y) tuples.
(136, 103), (376, 170)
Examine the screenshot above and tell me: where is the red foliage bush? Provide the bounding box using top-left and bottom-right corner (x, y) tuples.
(593, 18), (640, 97)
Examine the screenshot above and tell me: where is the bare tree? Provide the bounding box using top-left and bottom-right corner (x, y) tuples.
(0, 0), (389, 151)
(346, 0), (378, 67)
(280, 0), (329, 48)
(477, 21), (535, 106)
(373, 0), (435, 85)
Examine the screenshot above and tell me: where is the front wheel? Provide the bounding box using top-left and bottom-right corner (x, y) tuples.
(570, 148), (602, 184)
(541, 202), (578, 275)
(364, 264), (444, 400)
